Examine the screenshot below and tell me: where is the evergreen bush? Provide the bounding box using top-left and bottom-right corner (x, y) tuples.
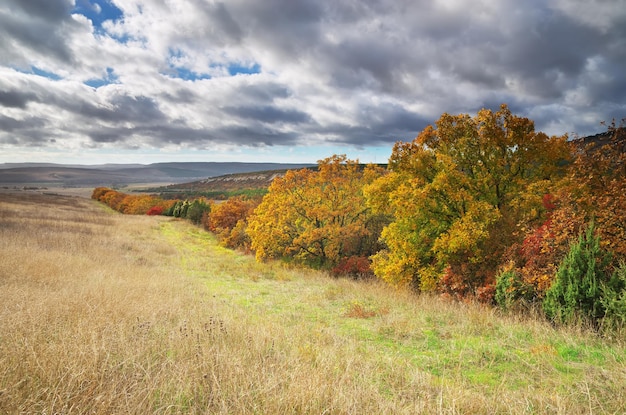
(495, 267), (534, 311)
(601, 262), (626, 330)
(186, 200), (210, 225)
(543, 222), (611, 326)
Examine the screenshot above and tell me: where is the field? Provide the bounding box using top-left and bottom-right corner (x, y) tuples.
(1, 190), (625, 414)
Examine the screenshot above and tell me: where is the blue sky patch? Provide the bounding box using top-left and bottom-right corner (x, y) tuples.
(84, 67), (118, 88)
(228, 63), (261, 76)
(30, 66), (63, 81)
(165, 67), (212, 81)
(73, 0), (123, 31)
(164, 49), (212, 81)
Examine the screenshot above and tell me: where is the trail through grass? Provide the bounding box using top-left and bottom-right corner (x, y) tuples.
(158, 218), (626, 414)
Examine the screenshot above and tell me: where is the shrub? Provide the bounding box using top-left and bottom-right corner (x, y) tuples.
(332, 256), (374, 279)
(222, 219), (252, 252)
(207, 197), (251, 232)
(186, 199), (210, 225)
(207, 196), (259, 251)
(543, 222), (611, 326)
(601, 262), (626, 331)
(146, 206), (164, 216)
(495, 266), (535, 311)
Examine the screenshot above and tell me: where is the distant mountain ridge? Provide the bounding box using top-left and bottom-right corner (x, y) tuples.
(3, 129), (621, 189)
(0, 162), (315, 187)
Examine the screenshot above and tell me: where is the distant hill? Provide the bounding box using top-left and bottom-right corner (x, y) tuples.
(0, 162), (315, 187)
(570, 127), (625, 151)
(146, 168), (317, 198)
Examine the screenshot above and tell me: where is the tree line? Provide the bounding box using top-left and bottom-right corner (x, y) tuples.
(92, 104), (626, 331)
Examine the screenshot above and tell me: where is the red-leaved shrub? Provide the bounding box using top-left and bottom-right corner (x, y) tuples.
(332, 256), (374, 279)
(146, 205), (164, 216)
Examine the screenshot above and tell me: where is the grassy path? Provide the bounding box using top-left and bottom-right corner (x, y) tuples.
(158, 219), (626, 414)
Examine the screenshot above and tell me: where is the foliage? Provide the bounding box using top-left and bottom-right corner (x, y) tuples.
(568, 121), (626, 258)
(368, 104), (569, 297)
(91, 187), (175, 215)
(543, 222), (612, 326)
(167, 200), (190, 218)
(146, 205), (164, 216)
(602, 262), (626, 330)
(7, 192), (626, 413)
(494, 265), (535, 311)
(331, 256), (375, 280)
(86, 114), (626, 334)
(207, 196), (259, 250)
(501, 191), (586, 301)
(157, 188), (269, 201)
(500, 122), (626, 309)
(248, 155), (387, 269)
(185, 199), (211, 225)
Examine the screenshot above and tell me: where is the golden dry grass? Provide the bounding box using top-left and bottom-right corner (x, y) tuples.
(1, 190), (625, 414)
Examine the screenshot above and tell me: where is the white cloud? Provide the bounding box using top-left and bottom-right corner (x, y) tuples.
(0, 0), (625, 164)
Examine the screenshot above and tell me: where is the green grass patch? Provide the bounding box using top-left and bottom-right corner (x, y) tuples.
(153, 217), (626, 413)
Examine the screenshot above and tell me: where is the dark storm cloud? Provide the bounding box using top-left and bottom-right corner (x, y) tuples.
(0, 0), (78, 65)
(217, 125), (300, 146)
(159, 88), (199, 105)
(0, 114), (27, 132)
(234, 0), (324, 57)
(223, 105), (312, 125)
(323, 39), (409, 93)
(1, 0), (625, 157)
(205, 2), (244, 43)
(319, 105), (431, 146)
(372, 106), (430, 136)
(85, 128), (123, 144)
(497, 15), (602, 99)
(4, 0), (73, 21)
(0, 89), (39, 109)
(82, 95), (166, 124)
(81, 119), (300, 149)
(0, 113), (47, 139)
(239, 82), (293, 102)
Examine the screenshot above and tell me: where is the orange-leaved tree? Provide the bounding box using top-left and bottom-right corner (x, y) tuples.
(501, 122), (626, 303)
(367, 104), (570, 298)
(569, 121), (626, 259)
(207, 196), (259, 251)
(247, 155), (387, 270)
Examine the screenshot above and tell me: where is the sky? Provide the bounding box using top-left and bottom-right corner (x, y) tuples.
(1, 0), (625, 165)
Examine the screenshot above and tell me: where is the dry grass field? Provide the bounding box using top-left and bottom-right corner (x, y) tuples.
(1, 190), (625, 414)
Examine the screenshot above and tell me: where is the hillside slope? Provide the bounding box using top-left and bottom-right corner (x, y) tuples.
(0, 162), (314, 187)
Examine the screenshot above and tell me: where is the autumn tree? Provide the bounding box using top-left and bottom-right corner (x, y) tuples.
(568, 122), (626, 259)
(207, 196), (259, 250)
(497, 189), (588, 305)
(503, 122), (626, 298)
(91, 187), (112, 200)
(368, 104), (570, 297)
(247, 155), (386, 270)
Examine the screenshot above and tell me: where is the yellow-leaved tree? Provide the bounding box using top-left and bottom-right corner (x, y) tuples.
(366, 104), (570, 298)
(247, 155), (387, 271)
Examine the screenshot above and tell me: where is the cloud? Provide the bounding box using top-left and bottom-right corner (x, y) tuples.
(0, 0), (80, 66)
(1, 0), (625, 163)
(0, 89), (38, 109)
(223, 105), (312, 125)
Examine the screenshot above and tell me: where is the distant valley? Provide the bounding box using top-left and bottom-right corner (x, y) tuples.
(0, 162), (315, 188)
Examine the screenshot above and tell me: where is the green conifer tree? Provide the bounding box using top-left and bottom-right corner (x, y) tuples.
(543, 222), (611, 325)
